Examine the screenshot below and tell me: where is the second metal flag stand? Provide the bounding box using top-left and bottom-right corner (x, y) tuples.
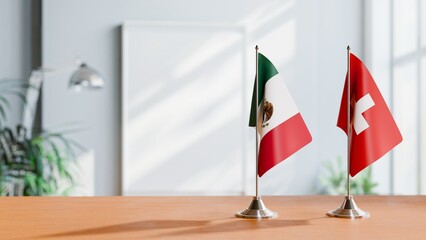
(236, 45), (277, 219)
(326, 46), (370, 219)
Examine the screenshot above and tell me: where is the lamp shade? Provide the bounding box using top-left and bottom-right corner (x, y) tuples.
(69, 63), (104, 90)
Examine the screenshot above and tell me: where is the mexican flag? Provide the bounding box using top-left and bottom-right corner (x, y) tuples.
(249, 52), (312, 177)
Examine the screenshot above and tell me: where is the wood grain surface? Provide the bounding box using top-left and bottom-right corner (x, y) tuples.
(0, 196), (425, 239)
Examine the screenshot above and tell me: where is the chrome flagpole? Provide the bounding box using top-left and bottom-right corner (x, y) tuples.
(236, 45), (277, 219)
(327, 46), (369, 219)
(256, 44), (259, 199)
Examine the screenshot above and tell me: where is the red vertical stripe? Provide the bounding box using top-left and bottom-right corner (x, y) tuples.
(258, 113), (312, 177)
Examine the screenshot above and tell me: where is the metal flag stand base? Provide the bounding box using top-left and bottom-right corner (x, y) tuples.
(327, 195), (370, 219)
(236, 196), (278, 219)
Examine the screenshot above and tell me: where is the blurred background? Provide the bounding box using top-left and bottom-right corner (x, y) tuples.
(0, 0), (424, 196)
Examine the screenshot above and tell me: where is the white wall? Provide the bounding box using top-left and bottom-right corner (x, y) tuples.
(0, 0), (32, 127)
(43, 0), (363, 195)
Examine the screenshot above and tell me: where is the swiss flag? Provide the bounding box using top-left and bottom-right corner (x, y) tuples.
(337, 53), (402, 177)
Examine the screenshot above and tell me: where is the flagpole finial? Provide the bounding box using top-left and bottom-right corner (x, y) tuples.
(255, 45), (259, 51)
(347, 45), (351, 51)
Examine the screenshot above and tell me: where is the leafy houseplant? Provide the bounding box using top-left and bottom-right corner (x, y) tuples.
(319, 156), (378, 195)
(0, 79), (81, 196)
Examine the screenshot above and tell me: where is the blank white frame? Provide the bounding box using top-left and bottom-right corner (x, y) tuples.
(121, 21), (248, 195)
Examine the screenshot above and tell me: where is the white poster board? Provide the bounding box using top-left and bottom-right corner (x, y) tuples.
(121, 22), (247, 195)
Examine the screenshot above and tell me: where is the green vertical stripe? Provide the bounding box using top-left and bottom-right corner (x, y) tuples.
(249, 53), (279, 127)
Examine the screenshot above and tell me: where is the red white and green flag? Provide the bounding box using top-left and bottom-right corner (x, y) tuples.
(249, 53), (312, 177)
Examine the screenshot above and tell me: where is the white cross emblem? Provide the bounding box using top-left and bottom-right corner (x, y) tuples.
(353, 93), (375, 135)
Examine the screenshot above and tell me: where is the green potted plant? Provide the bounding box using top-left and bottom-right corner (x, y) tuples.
(0, 79), (81, 196)
(319, 156), (378, 195)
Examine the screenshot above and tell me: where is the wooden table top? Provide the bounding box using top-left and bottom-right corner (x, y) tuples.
(0, 195), (425, 239)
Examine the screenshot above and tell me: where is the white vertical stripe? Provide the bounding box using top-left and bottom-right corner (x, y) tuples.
(257, 74), (299, 138)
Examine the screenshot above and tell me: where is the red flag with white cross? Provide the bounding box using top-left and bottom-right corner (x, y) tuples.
(337, 53), (402, 177)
